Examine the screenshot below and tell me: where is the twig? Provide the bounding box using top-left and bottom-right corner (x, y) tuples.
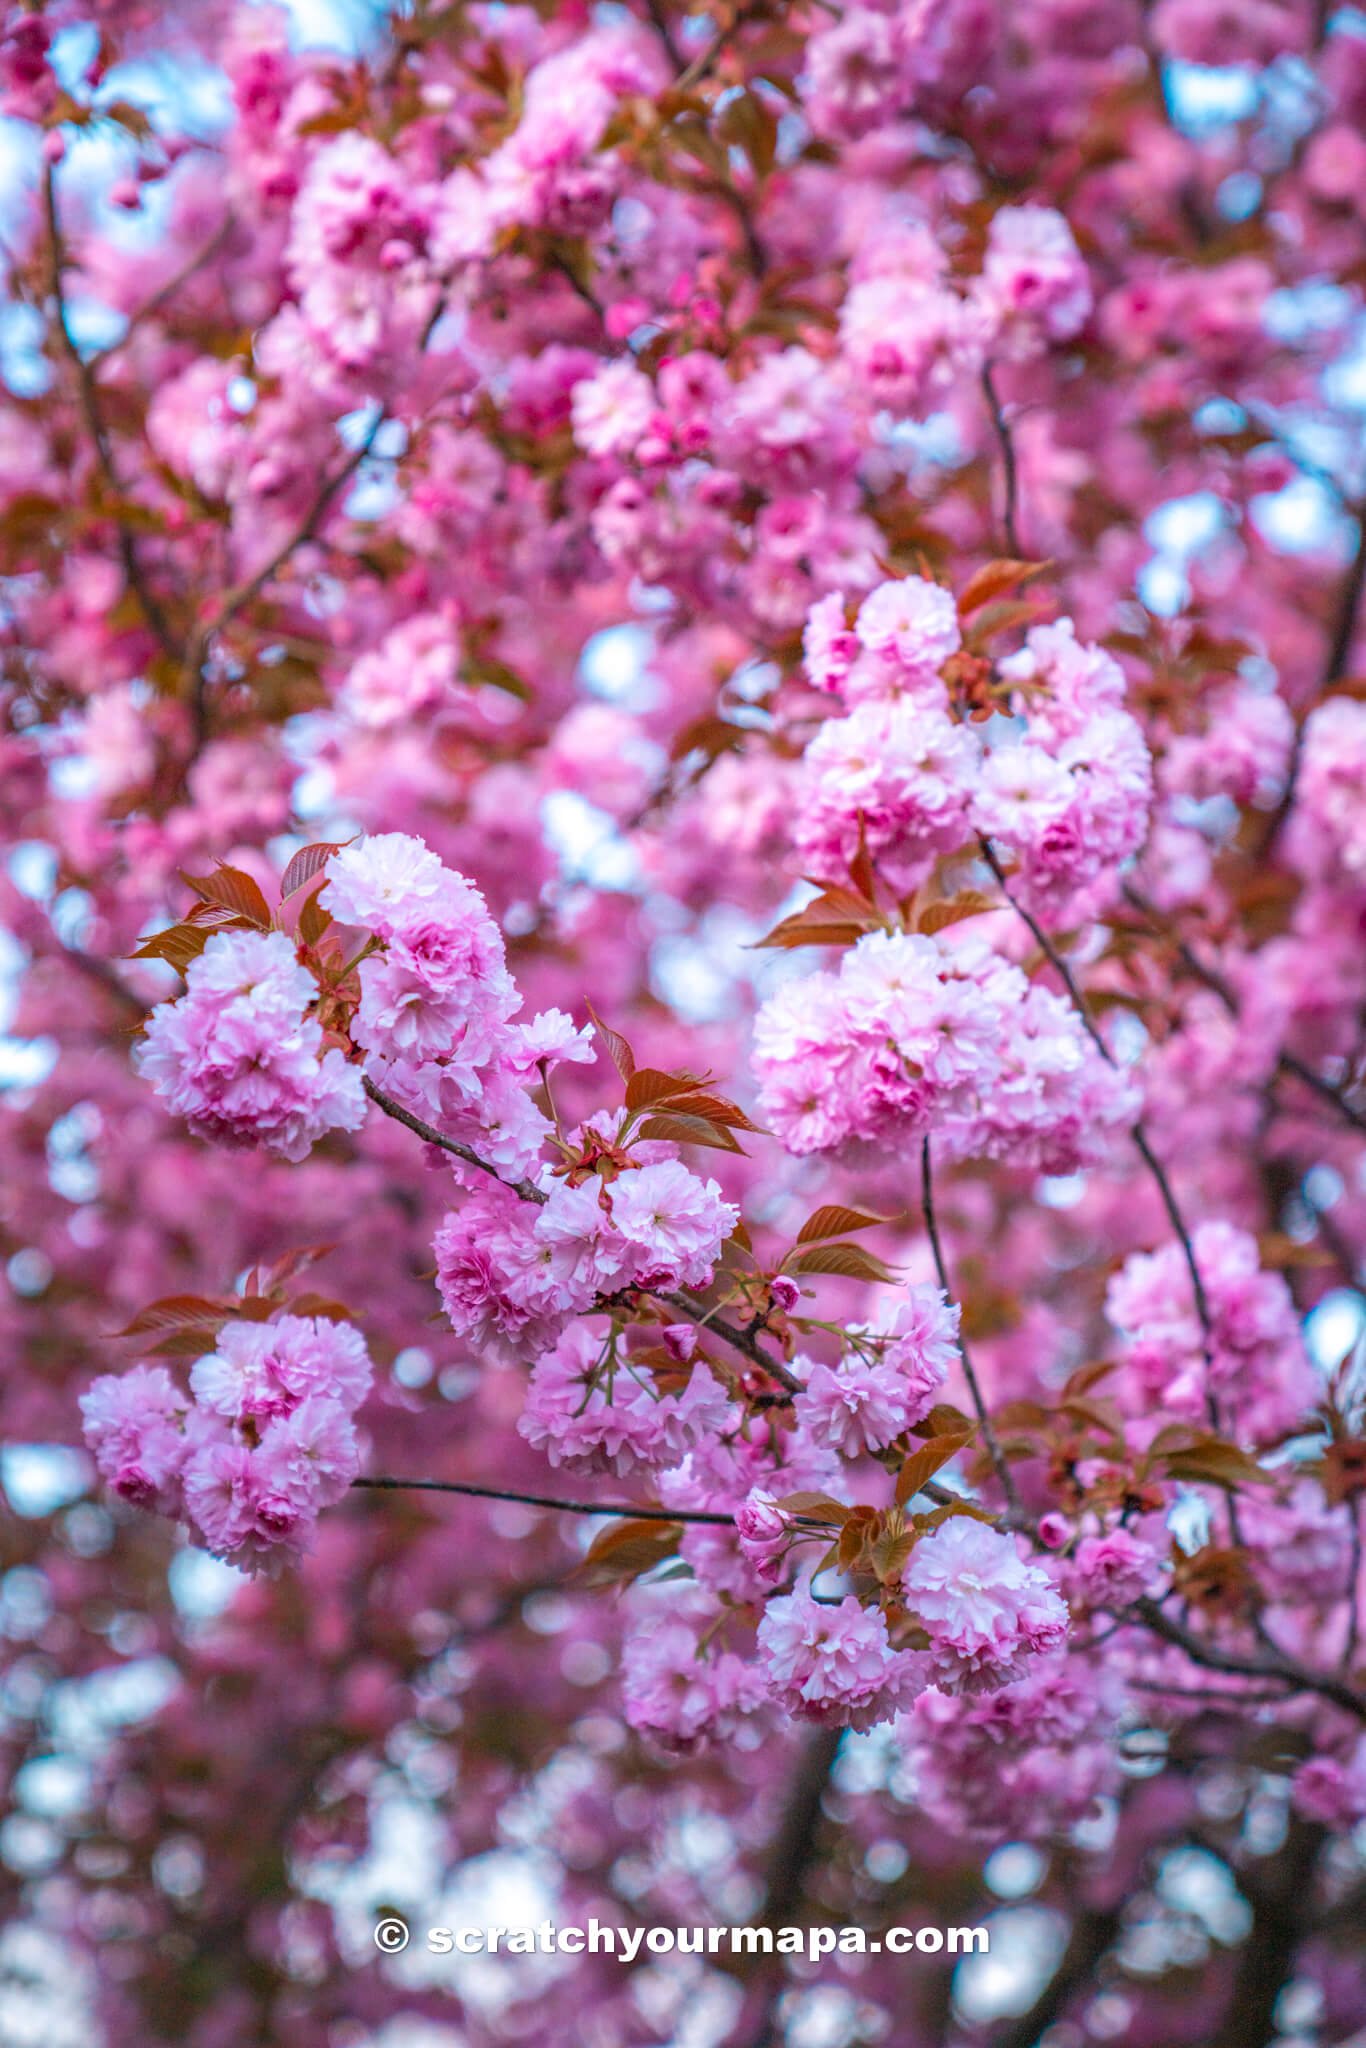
(87, 215), (233, 371)
(351, 1475), (733, 1524)
(361, 1074), (803, 1392)
(43, 164), (182, 665)
(980, 840), (1220, 1371)
(1131, 1597), (1366, 1723)
(363, 1072), (545, 1203)
(981, 361), (1023, 557)
(1261, 502), (1366, 858)
(989, 1902), (1121, 2048)
(726, 1727), (845, 2048)
(642, 0), (685, 72)
(1122, 884), (1366, 1134)
(920, 1134), (1021, 1513)
(1344, 1498), (1363, 1675)
(182, 290), (449, 757)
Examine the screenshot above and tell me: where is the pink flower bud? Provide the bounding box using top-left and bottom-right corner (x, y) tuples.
(661, 1323), (697, 1364)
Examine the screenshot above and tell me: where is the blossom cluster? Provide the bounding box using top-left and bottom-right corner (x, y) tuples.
(752, 924), (1139, 1171)
(80, 1315), (372, 1569)
(797, 583), (1153, 922)
(136, 929), (365, 1162)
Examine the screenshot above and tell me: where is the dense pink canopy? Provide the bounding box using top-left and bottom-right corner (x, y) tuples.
(2, 2), (1365, 2043)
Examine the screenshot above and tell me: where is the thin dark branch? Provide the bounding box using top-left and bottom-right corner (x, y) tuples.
(44, 164), (182, 665)
(351, 1475), (733, 1524)
(362, 1072), (545, 1202)
(1130, 1597), (1366, 1723)
(990, 1903), (1121, 2048)
(1344, 1499), (1363, 1675)
(361, 1074), (803, 1392)
(981, 840), (1219, 1371)
(982, 361), (1023, 557)
(727, 1727), (845, 2048)
(642, 0), (685, 71)
(921, 1134), (1021, 1513)
(87, 215), (233, 371)
(1261, 503), (1366, 857)
(1122, 885), (1366, 1134)
(1210, 1815), (1324, 2048)
(183, 290), (449, 757)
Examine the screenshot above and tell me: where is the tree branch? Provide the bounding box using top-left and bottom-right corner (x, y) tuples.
(360, 1074), (803, 1392)
(44, 164), (182, 666)
(990, 1901), (1121, 2048)
(979, 840), (1220, 1382)
(351, 1475), (733, 1524)
(1131, 1597), (1366, 1723)
(1261, 502), (1366, 858)
(982, 361), (1023, 557)
(726, 1727), (845, 2048)
(921, 1133), (1021, 1513)
(1121, 884), (1366, 1135)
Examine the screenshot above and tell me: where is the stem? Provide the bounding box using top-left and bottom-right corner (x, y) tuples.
(980, 840), (1220, 1381)
(1122, 885), (1366, 1134)
(920, 1134), (1021, 1513)
(44, 164), (182, 665)
(982, 361), (1023, 557)
(1131, 1596), (1366, 1723)
(352, 1475), (733, 1525)
(361, 1074), (803, 1392)
(362, 1072), (546, 1203)
(87, 215), (233, 371)
(990, 1902), (1121, 2048)
(1344, 1498), (1363, 1675)
(726, 1727), (844, 2048)
(643, 0), (685, 69)
(1261, 503), (1366, 858)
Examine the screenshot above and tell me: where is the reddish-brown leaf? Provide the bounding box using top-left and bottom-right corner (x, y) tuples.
(795, 1204), (894, 1246)
(586, 1003), (635, 1082)
(114, 1294), (227, 1337)
(957, 558), (1051, 616)
(636, 1113), (745, 1153)
(754, 887), (885, 951)
(280, 842), (340, 900)
(577, 1517), (682, 1589)
(662, 1089), (765, 1134)
(129, 922), (213, 974)
(297, 886), (331, 946)
(180, 864), (272, 929)
(625, 1067), (702, 1112)
(787, 1242), (900, 1283)
(774, 1491), (850, 1525)
(917, 890), (997, 936)
(895, 1430), (976, 1506)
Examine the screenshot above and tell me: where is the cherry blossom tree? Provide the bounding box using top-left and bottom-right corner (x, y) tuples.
(3, 1), (1366, 2044)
